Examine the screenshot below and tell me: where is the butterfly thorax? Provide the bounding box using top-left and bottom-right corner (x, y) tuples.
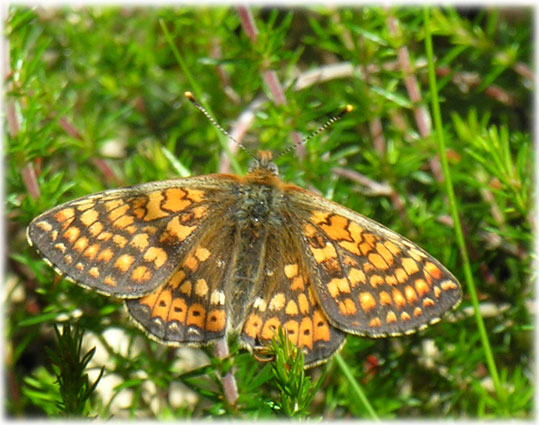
(225, 154), (289, 329)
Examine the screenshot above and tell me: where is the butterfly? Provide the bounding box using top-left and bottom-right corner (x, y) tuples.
(27, 94), (462, 367)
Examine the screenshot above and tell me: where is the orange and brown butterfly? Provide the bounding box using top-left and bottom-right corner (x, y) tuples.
(27, 92), (462, 367)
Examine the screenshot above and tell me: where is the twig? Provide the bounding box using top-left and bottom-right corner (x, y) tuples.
(214, 338), (238, 407)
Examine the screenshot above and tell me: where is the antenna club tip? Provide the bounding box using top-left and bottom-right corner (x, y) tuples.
(184, 91), (195, 101)
(344, 104), (354, 113)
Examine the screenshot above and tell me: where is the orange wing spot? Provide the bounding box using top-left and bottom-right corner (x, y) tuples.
(369, 317), (382, 328)
(375, 242), (395, 265)
(359, 292), (377, 313)
(114, 254), (135, 273)
(97, 231), (113, 241)
(132, 198), (146, 219)
(425, 262), (443, 279)
(89, 267), (100, 278)
(368, 253), (389, 271)
(88, 221), (104, 237)
(104, 199), (123, 212)
(97, 248), (114, 262)
(83, 243), (100, 260)
(309, 242), (338, 263)
(433, 286), (441, 299)
(401, 258), (419, 276)
(243, 313), (263, 338)
(414, 279), (429, 296)
(183, 254), (198, 272)
(385, 274), (397, 285)
(284, 320), (299, 345)
(50, 230), (59, 241)
(80, 209), (98, 226)
(108, 204), (129, 222)
(139, 291), (159, 308)
(65, 255), (73, 264)
(359, 241), (374, 256)
(195, 247), (211, 262)
(160, 216), (196, 244)
(303, 223), (317, 238)
(285, 300), (299, 315)
(131, 265), (152, 283)
(423, 297), (435, 308)
(186, 303), (206, 328)
(142, 225), (158, 235)
(384, 240), (401, 256)
(363, 262), (375, 273)
(130, 233), (150, 251)
(386, 311), (397, 324)
(269, 293), (286, 311)
(206, 309), (226, 332)
(179, 280), (192, 297)
(395, 268), (408, 284)
(125, 225), (138, 235)
(359, 233), (377, 255)
(162, 188), (190, 212)
(311, 210), (331, 224)
(379, 291), (392, 306)
(54, 243), (66, 253)
(73, 236), (89, 252)
(192, 205), (209, 219)
(36, 221), (53, 232)
(339, 298), (357, 315)
(113, 215), (135, 229)
(297, 293), (310, 314)
(392, 288), (407, 309)
(400, 312), (411, 322)
(312, 310), (331, 342)
(404, 285), (418, 303)
(63, 226), (80, 243)
(112, 234), (127, 248)
(441, 280), (458, 291)
(194, 278), (209, 297)
(413, 307), (422, 317)
(321, 215), (352, 241)
(169, 270), (186, 289)
(143, 247), (167, 268)
(210, 290), (225, 306)
(349, 268), (366, 286)
(327, 277), (351, 298)
(143, 192), (169, 221)
(298, 317), (314, 349)
(339, 221), (365, 256)
(261, 317), (281, 340)
(369, 274), (384, 288)
(186, 189), (205, 203)
(54, 208), (75, 223)
(169, 297), (188, 323)
(284, 263), (298, 278)
(104, 276), (117, 287)
(291, 276), (305, 291)
(151, 289), (172, 320)
(75, 263), (84, 272)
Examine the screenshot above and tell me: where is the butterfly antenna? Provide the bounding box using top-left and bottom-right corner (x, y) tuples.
(184, 91), (253, 158)
(275, 104), (354, 159)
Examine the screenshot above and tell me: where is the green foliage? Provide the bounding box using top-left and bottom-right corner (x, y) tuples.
(22, 324), (103, 416)
(6, 5), (532, 419)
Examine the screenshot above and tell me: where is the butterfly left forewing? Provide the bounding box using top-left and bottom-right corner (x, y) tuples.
(287, 188), (462, 337)
(27, 178), (230, 298)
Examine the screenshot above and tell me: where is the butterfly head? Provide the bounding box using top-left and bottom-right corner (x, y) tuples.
(248, 150), (279, 176)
